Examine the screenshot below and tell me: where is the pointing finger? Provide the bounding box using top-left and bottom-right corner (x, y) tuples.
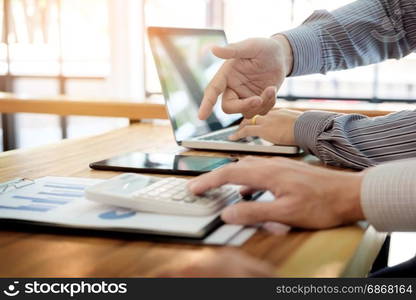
(221, 93), (263, 116)
(199, 70), (227, 120)
(258, 86), (276, 115)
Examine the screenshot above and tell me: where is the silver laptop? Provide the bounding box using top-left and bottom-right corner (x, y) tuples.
(148, 27), (299, 154)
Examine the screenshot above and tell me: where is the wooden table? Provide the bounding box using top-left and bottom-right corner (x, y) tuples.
(0, 123), (386, 277)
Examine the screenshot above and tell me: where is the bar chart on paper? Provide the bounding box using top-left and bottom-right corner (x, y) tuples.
(0, 176), (141, 223)
(0, 176), (256, 244)
(0, 178), (93, 213)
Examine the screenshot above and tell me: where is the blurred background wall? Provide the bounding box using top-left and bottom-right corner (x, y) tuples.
(1, 0), (415, 150)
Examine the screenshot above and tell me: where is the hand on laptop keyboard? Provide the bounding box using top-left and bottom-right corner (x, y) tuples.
(200, 131), (255, 143)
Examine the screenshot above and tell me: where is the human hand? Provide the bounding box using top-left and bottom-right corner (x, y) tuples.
(229, 109), (303, 145)
(155, 249), (275, 277)
(188, 157), (365, 229)
(199, 35), (293, 120)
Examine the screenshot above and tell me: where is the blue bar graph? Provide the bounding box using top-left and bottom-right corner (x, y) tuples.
(0, 205), (54, 212)
(13, 195), (70, 205)
(38, 192), (84, 198)
(43, 184), (85, 191)
(1, 179), (91, 214)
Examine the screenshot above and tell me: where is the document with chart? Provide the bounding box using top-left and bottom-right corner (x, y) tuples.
(0, 176), (256, 244)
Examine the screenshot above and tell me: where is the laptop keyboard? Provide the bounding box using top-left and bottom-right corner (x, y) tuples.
(199, 131), (252, 143)
(200, 131), (233, 141)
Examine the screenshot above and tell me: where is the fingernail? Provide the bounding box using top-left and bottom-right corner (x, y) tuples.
(221, 206), (238, 223)
(251, 98), (262, 107)
(262, 222), (291, 235)
(228, 134), (237, 140)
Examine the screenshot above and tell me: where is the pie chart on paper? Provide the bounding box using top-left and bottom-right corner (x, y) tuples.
(99, 209), (136, 220)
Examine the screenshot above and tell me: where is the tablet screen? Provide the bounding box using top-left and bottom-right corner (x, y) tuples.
(91, 152), (237, 175)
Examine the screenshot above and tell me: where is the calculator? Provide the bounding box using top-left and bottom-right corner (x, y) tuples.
(85, 173), (241, 216)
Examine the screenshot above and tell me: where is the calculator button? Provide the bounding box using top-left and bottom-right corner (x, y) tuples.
(137, 186), (150, 193)
(171, 187), (182, 193)
(172, 195), (183, 201)
(196, 198), (212, 205)
(150, 181), (164, 188)
(160, 192), (173, 198)
(132, 190), (145, 197)
(175, 192), (186, 198)
(176, 178), (187, 182)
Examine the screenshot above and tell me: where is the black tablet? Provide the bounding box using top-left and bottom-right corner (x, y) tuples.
(90, 152), (238, 176)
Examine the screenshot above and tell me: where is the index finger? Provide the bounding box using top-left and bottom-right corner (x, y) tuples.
(188, 163), (271, 195)
(199, 71), (227, 120)
(228, 125), (261, 141)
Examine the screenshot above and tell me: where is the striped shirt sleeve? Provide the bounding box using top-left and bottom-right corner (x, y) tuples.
(279, 0), (416, 231)
(294, 110), (416, 170)
(281, 0), (416, 76)
(361, 159), (416, 231)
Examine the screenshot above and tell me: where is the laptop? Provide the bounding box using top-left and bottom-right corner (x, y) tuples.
(148, 27), (299, 155)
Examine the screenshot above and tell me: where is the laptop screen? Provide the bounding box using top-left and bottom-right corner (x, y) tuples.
(148, 27), (242, 142)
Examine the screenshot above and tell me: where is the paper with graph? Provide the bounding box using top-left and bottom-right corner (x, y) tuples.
(0, 176), (256, 245)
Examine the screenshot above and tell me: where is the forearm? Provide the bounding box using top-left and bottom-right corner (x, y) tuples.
(294, 110), (416, 170)
(279, 0), (416, 76)
(361, 159), (416, 232)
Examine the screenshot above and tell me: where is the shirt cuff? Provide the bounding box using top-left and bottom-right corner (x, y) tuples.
(294, 111), (339, 155)
(280, 25), (323, 76)
(361, 160), (416, 232)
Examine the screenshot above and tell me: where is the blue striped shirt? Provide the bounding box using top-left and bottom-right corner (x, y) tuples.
(281, 0), (416, 231)
(282, 0), (416, 170)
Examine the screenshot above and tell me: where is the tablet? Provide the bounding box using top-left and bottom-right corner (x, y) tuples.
(90, 152), (238, 176)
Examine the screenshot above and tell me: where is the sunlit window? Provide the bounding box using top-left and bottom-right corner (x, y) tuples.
(144, 0), (416, 102)
(0, 0), (125, 150)
(144, 0), (209, 95)
(1, 0), (109, 77)
(3, 0), (416, 151)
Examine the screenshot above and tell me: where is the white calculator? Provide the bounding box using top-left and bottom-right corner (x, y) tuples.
(85, 173), (241, 216)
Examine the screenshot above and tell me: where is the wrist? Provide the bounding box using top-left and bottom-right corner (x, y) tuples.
(278, 109), (302, 145)
(271, 34), (294, 77)
(333, 172), (365, 224)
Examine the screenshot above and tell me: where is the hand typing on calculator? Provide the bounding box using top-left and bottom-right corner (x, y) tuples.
(85, 173), (241, 216)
